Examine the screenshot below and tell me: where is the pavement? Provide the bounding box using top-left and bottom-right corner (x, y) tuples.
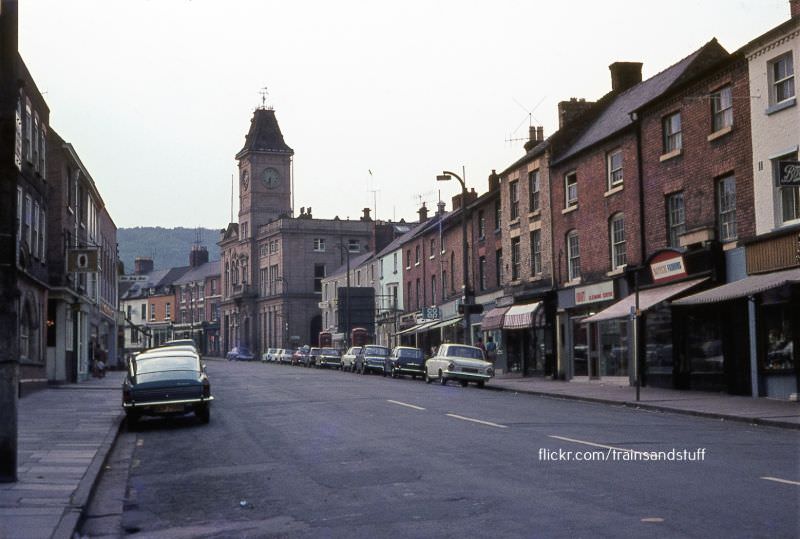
(0, 362), (798, 539)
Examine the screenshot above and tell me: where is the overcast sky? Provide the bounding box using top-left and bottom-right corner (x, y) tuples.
(19, 0), (792, 230)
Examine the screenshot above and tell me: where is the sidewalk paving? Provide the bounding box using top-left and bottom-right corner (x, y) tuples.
(490, 374), (800, 429)
(0, 372), (124, 539)
(1, 365), (798, 539)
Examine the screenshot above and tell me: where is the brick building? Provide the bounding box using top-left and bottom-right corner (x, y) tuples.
(172, 246), (221, 356)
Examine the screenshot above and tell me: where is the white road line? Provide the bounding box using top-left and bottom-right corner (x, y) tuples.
(548, 435), (641, 454)
(761, 476), (800, 486)
(446, 413), (508, 429)
(387, 399), (426, 411)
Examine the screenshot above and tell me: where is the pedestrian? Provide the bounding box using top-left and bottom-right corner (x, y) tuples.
(477, 337), (486, 355)
(485, 336), (497, 364)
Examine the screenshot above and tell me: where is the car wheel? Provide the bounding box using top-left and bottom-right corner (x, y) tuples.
(439, 370), (447, 386)
(424, 370), (432, 384)
(477, 381), (486, 388)
(195, 404), (210, 424)
(125, 410), (140, 429)
(459, 380), (468, 387)
(411, 374), (416, 380)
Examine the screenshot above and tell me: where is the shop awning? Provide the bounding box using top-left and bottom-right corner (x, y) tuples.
(503, 302), (541, 330)
(480, 306), (510, 331)
(583, 277), (707, 324)
(427, 316), (463, 331)
(672, 268), (800, 306)
(395, 319), (439, 336)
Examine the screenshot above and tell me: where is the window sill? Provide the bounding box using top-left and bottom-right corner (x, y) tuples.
(562, 205), (578, 215)
(529, 274), (544, 282)
(659, 148), (683, 162)
(707, 125), (733, 142)
(721, 240), (739, 251)
(429, 255), (435, 260)
(528, 209), (541, 219)
(606, 266), (626, 277)
(604, 185), (624, 198)
(765, 97), (796, 116)
(414, 262), (420, 267)
(565, 278), (582, 287)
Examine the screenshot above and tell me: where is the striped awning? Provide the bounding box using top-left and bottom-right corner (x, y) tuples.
(480, 306), (510, 331)
(427, 316), (463, 331)
(503, 302), (541, 330)
(395, 319), (439, 336)
(672, 268), (800, 306)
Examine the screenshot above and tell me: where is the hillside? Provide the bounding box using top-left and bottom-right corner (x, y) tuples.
(117, 227), (222, 272)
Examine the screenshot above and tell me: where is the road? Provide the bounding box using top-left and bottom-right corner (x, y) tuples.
(81, 359), (799, 538)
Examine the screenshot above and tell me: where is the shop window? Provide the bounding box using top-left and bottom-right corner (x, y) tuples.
(687, 313), (724, 374)
(599, 319), (629, 377)
(775, 154), (800, 224)
(763, 305), (795, 372)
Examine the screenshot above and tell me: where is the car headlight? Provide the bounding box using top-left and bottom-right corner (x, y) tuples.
(487, 367), (494, 377)
(448, 361), (455, 371)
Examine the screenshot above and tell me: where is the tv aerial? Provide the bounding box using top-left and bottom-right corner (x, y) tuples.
(505, 96), (546, 145)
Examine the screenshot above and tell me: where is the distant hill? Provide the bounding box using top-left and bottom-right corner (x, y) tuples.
(118, 227), (222, 272)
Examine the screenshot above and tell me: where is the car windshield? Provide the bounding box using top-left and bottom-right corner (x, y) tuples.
(135, 355), (200, 374)
(365, 346), (389, 356)
(321, 348), (339, 355)
(399, 348), (423, 359)
(445, 346), (484, 360)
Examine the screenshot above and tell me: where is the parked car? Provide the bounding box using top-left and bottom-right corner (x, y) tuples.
(226, 346), (254, 361)
(304, 347), (320, 367)
(356, 344), (391, 375)
(387, 346), (425, 379)
(262, 348), (279, 362)
(162, 339), (198, 353)
(291, 348), (308, 366)
(424, 343), (494, 387)
(277, 348), (295, 364)
(341, 346), (363, 372)
(316, 347), (342, 369)
(122, 348), (213, 426)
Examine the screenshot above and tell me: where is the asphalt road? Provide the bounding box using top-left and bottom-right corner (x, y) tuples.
(82, 360), (800, 538)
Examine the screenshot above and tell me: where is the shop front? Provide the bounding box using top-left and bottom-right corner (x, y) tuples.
(480, 305), (509, 373)
(502, 302), (546, 376)
(558, 280), (617, 380)
(674, 266), (800, 398)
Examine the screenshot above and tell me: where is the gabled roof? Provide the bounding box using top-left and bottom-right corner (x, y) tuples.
(173, 261), (221, 285)
(500, 137), (551, 177)
(156, 266), (192, 288)
(554, 39), (729, 164)
(328, 251), (376, 279)
(375, 221), (428, 258)
(120, 269), (170, 299)
(235, 108), (294, 159)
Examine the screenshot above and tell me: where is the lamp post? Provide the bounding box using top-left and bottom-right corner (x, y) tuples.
(437, 170), (471, 344)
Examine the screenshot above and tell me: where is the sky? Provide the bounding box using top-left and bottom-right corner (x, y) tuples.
(18, 0), (793, 230)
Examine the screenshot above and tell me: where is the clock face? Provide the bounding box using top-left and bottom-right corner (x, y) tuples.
(240, 170), (249, 190)
(261, 167), (281, 189)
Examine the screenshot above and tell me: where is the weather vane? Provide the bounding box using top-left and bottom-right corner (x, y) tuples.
(259, 86), (269, 109)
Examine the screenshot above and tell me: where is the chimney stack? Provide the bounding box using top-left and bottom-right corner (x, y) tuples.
(134, 257), (154, 275)
(189, 246), (209, 268)
(488, 169), (500, 192)
(437, 200), (446, 216)
(361, 207), (372, 221)
(609, 62), (643, 93)
(558, 98), (594, 129)
(791, 0), (799, 18)
(418, 203), (428, 223)
(524, 126), (545, 151)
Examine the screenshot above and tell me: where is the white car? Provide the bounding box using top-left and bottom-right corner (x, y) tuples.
(262, 348), (279, 362)
(424, 343), (494, 388)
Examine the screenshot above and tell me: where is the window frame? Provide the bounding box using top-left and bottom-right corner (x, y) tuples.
(666, 192), (686, 247)
(662, 111), (682, 153)
(313, 238), (326, 252)
(531, 229), (542, 276)
(509, 180), (519, 220)
(711, 85), (733, 132)
(565, 171), (578, 208)
(529, 169), (540, 212)
(567, 230), (580, 281)
(510, 236), (521, 281)
(607, 149), (623, 189)
(610, 213), (626, 270)
(716, 175), (737, 241)
(770, 52), (795, 105)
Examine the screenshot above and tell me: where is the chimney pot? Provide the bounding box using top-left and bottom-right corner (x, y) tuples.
(418, 203), (429, 223)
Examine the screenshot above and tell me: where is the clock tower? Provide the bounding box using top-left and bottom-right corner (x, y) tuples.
(235, 107), (294, 235)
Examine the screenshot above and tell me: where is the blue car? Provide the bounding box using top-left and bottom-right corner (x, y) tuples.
(226, 346), (255, 361)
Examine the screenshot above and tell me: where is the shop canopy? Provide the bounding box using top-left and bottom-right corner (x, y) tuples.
(672, 267), (800, 306)
(426, 316), (463, 331)
(480, 306), (510, 331)
(582, 277), (707, 324)
(503, 302), (542, 330)
(395, 319), (439, 336)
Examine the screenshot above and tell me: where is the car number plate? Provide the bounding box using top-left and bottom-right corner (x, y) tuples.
(462, 368), (478, 374)
(154, 404), (185, 413)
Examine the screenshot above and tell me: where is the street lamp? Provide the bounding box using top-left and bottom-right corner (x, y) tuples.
(437, 170), (472, 344)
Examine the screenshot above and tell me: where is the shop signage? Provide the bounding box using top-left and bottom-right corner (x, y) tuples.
(67, 248), (100, 273)
(423, 307), (440, 320)
(575, 281), (614, 306)
(778, 160), (800, 186)
(650, 252), (687, 283)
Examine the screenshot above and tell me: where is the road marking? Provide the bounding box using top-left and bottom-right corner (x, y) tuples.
(136, 439), (144, 447)
(641, 517), (664, 523)
(548, 435), (640, 454)
(387, 400), (426, 411)
(761, 476), (800, 486)
(446, 413), (508, 429)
